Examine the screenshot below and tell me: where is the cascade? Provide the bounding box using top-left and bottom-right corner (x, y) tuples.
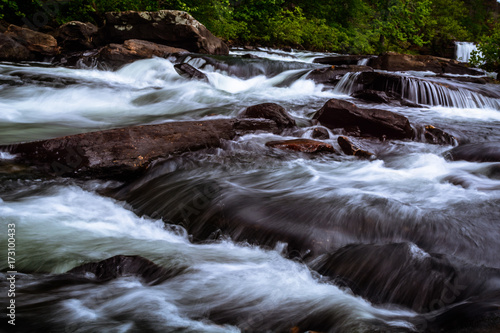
(400, 77), (500, 109)
(455, 41), (478, 63)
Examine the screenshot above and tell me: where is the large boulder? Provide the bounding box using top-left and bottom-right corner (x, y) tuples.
(4, 24), (59, 57)
(266, 139), (337, 154)
(102, 10), (229, 55)
(239, 103), (296, 129)
(0, 33), (32, 61)
(370, 52), (482, 75)
(1, 119), (279, 179)
(313, 99), (414, 140)
(54, 21), (98, 51)
(97, 39), (188, 67)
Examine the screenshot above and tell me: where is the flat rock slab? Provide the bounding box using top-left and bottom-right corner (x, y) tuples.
(1, 119), (278, 179)
(266, 139), (337, 154)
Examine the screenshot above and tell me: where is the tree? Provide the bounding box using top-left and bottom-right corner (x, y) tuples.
(469, 21), (500, 78)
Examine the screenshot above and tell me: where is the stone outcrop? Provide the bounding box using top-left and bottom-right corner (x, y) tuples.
(266, 139), (337, 154)
(370, 52), (483, 75)
(101, 10), (229, 55)
(313, 99), (414, 140)
(239, 103), (296, 129)
(0, 33), (32, 61)
(1, 119), (279, 179)
(2, 24), (59, 59)
(54, 21), (98, 51)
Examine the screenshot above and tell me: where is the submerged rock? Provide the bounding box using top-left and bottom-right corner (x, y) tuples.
(266, 139), (337, 154)
(102, 10), (229, 55)
(240, 103), (296, 129)
(313, 99), (414, 140)
(446, 142), (500, 162)
(174, 63), (209, 82)
(337, 136), (373, 158)
(68, 255), (184, 285)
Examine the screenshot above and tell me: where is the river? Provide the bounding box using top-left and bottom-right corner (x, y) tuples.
(1, 48), (500, 332)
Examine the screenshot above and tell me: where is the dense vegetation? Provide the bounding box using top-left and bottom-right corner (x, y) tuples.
(1, 0), (498, 57)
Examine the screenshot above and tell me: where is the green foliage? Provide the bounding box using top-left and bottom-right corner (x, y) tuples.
(470, 21), (500, 76)
(0, 0), (497, 57)
(0, 0), (23, 20)
(370, 0), (432, 52)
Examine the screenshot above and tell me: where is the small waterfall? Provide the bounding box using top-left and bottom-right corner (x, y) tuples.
(455, 42), (478, 63)
(357, 58), (369, 66)
(400, 76), (500, 109)
(333, 72), (362, 95)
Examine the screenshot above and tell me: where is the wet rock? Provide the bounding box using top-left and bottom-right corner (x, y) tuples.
(0, 33), (32, 61)
(102, 10), (229, 55)
(424, 125), (457, 145)
(233, 119), (279, 135)
(240, 103), (296, 129)
(445, 142), (500, 162)
(174, 63), (209, 82)
(312, 243), (463, 312)
(266, 139), (337, 154)
(4, 24), (59, 57)
(353, 71), (404, 98)
(68, 255), (184, 285)
(98, 39), (188, 67)
(370, 52), (482, 75)
(311, 127), (329, 140)
(0, 119), (281, 179)
(337, 136), (373, 158)
(351, 89), (391, 104)
(306, 65), (373, 85)
(241, 53), (260, 59)
(313, 99), (414, 140)
(54, 21), (98, 51)
(313, 55), (371, 66)
(400, 98), (426, 108)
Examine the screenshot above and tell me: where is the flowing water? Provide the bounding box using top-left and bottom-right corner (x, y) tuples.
(1, 49), (500, 332)
(455, 42), (480, 63)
